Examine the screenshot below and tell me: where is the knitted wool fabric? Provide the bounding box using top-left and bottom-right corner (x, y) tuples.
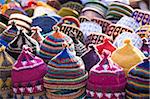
(37, 28), (75, 63)
(0, 22), (7, 33)
(87, 50), (126, 99)
(12, 47), (47, 97)
(111, 39), (145, 76)
(126, 58), (149, 98)
(0, 44), (15, 98)
(136, 25), (150, 39)
(0, 14), (9, 26)
(140, 38), (149, 57)
(44, 47), (88, 99)
(6, 30), (39, 60)
(79, 16), (91, 23)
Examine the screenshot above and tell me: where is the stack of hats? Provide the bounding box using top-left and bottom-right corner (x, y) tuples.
(0, 14), (9, 33)
(44, 45), (88, 99)
(12, 46), (47, 99)
(106, 1), (134, 22)
(111, 39), (145, 75)
(81, 1), (108, 19)
(0, 44), (14, 98)
(37, 26), (75, 63)
(6, 29), (39, 60)
(87, 50), (126, 98)
(126, 58), (149, 98)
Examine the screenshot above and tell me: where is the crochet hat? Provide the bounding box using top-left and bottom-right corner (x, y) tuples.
(44, 46), (88, 99)
(136, 25), (150, 38)
(0, 44), (14, 98)
(37, 26), (75, 63)
(91, 17), (112, 34)
(113, 32), (143, 49)
(140, 38), (149, 57)
(8, 13), (32, 34)
(87, 50), (126, 98)
(126, 58), (149, 98)
(106, 1), (134, 21)
(111, 39), (145, 75)
(12, 46), (47, 98)
(32, 15), (57, 35)
(132, 9), (150, 25)
(6, 29), (39, 60)
(116, 16), (140, 32)
(105, 24), (133, 41)
(81, 45), (101, 71)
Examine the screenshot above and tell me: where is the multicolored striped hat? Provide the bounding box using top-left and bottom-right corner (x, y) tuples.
(12, 46), (47, 98)
(87, 50), (126, 99)
(44, 46), (88, 99)
(6, 29), (39, 60)
(0, 44), (15, 99)
(126, 58), (149, 98)
(37, 26), (75, 63)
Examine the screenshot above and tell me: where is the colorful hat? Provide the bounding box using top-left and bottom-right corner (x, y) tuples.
(57, 7), (79, 17)
(79, 16), (91, 23)
(111, 39), (145, 75)
(47, 0), (61, 10)
(12, 46), (47, 98)
(44, 46), (88, 99)
(106, 1), (134, 21)
(0, 22), (18, 45)
(87, 50), (126, 98)
(96, 38), (116, 55)
(126, 58), (149, 98)
(8, 13), (32, 34)
(105, 24), (134, 40)
(91, 17), (112, 34)
(32, 15), (57, 35)
(81, 45), (101, 71)
(140, 38), (149, 57)
(37, 26), (75, 63)
(132, 9), (150, 25)
(61, 1), (83, 13)
(135, 25), (150, 38)
(116, 16), (140, 32)
(6, 29), (39, 60)
(113, 32), (143, 49)
(80, 21), (102, 42)
(0, 44), (14, 99)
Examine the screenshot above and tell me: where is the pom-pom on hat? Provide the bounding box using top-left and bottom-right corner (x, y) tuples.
(111, 39), (145, 76)
(87, 50), (126, 99)
(126, 58), (150, 98)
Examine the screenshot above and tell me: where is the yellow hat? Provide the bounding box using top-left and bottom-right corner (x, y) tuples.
(111, 39), (145, 76)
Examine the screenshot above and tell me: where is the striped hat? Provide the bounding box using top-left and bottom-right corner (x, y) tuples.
(0, 22), (18, 45)
(8, 13), (32, 35)
(6, 29), (39, 60)
(12, 46), (47, 98)
(87, 50), (126, 99)
(37, 27), (75, 63)
(111, 39), (145, 76)
(126, 58), (149, 98)
(44, 46), (88, 99)
(0, 44), (15, 99)
(106, 1), (133, 21)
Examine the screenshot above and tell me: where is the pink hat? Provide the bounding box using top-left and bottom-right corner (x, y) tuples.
(87, 50), (126, 98)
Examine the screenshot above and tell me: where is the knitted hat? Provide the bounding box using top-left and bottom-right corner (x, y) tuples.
(6, 29), (39, 60)
(81, 45), (101, 71)
(0, 44), (14, 98)
(80, 21), (102, 42)
(47, 0), (61, 10)
(0, 22), (18, 45)
(116, 16), (140, 32)
(32, 15), (57, 35)
(91, 17), (112, 34)
(12, 46), (47, 98)
(105, 24), (133, 41)
(113, 32), (143, 49)
(136, 25), (150, 38)
(87, 50), (126, 98)
(126, 58), (149, 98)
(79, 16), (91, 23)
(132, 9), (150, 25)
(140, 38), (149, 57)
(37, 26), (75, 63)
(96, 38), (116, 55)
(8, 13), (32, 34)
(44, 46), (88, 99)
(111, 39), (145, 75)
(106, 1), (133, 21)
